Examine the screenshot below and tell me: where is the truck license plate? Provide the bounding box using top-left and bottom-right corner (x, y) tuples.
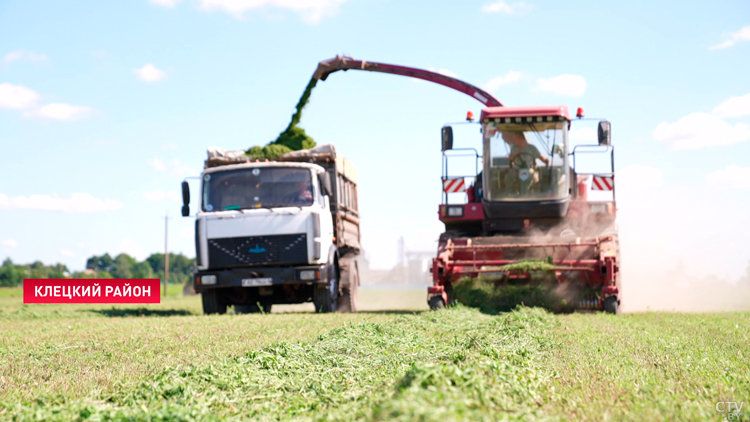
(241, 278), (273, 286)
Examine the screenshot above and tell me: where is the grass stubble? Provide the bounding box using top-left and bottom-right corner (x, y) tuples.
(1, 289), (749, 421)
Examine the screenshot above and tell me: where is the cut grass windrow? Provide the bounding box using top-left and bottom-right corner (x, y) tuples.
(2, 307), (558, 421)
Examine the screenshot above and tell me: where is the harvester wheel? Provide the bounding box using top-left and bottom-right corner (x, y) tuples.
(603, 296), (619, 315)
(202, 289), (227, 315)
(429, 296), (446, 310)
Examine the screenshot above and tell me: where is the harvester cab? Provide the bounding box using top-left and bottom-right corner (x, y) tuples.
(439, 106), (616, 238)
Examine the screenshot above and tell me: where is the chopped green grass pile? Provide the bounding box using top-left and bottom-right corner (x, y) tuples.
(3, 306), (559, 421)
(246, 78), (318, 160)
(452, 277), (565, 314)
(495, 258), (557, 273)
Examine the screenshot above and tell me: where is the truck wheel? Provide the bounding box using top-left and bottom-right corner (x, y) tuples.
(313, 265), (339, 313)
(337, 263), (359, 313)
(429, 296), (445, 310)
(202, 290), (227, 315)
(603, 296), (619, 315)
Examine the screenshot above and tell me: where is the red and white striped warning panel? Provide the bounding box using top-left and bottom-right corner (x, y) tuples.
(591, 175), (614, 191)
(443, 178), (466, 193)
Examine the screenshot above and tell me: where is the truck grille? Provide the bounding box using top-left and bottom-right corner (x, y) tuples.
(208, 234), (308, 268)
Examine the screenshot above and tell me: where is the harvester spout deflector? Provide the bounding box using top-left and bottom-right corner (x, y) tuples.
(313, 55), (504, 107)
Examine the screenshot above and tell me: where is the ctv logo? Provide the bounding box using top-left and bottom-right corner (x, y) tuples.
(716, 401), (745, 421)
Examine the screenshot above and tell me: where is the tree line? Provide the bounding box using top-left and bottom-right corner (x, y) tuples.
(0, 253), (195, 287)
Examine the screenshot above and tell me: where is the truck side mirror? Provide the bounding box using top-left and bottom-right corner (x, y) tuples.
(598, 121), (611, 146)
(181, 181), (190, 217)
(441, 126), (453, 151)
(318, 173), (332, 197)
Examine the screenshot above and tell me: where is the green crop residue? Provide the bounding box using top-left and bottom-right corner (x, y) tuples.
(452, 277), (563, 314)
(496, 258), (557, 272)
(246, 77), (318, 159)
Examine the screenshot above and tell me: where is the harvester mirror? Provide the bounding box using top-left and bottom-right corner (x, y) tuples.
(181, 181), (190, 217)
(598, 120), (612, 146)
(441, 126), (453, 151)
(318, 173), (332, 197)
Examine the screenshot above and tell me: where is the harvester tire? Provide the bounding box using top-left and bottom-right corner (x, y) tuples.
(202, 290), (227, 315)
(429, 296), (446, 310)
(603, 296), (619, 315)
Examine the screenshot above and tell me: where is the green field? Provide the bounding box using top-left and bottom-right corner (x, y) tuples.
(1, 288), (749, 421)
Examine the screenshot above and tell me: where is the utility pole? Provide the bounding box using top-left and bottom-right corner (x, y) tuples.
(164, 211), (169, 297)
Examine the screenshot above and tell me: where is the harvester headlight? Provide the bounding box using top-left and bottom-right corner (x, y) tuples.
(201, 275), (217, 285)
(447, 206), (464, 217)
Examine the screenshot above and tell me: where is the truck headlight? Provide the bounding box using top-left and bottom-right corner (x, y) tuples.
(447, 206), (463, 217)
(299, 270), (318, 281)
(201, 275), (217, 285)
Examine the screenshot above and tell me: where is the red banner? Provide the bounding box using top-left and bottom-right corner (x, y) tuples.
(23, 279), (161, 304)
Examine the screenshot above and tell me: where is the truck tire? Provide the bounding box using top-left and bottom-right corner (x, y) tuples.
(314, 258), (339, 313)
(337, 262), (359, 313)
(202, 289), (227, 315)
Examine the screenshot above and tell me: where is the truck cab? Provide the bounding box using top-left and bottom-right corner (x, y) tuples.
(181, 144), (360, 314)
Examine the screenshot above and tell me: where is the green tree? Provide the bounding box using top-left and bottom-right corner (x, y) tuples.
(112, 254), (136, 279)
(0, 258), (24, 287)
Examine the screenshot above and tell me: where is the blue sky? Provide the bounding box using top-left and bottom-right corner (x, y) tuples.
(1, 0), (749, 285)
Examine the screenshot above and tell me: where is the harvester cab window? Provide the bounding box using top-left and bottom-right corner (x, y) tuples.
(202, 167), (314, 211)
(483, 120), (568, 201)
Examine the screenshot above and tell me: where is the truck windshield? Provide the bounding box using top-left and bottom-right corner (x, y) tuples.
(483, 120), (568, 201)
(202, 167), (313, 211)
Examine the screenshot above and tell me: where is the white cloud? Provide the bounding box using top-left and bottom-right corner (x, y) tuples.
(485, 71), (522, 91)
(0, 193), (122, 212)
(0, 83), (40, 110)
(60, 249), (75, 257)
(198, 0), (348, 24)
(149, 157), (196, 178)
(535, 74), (586, 97)
(167, 190), (181, 201)
(653, 112), (750, 150)
(119, 239), (147, 261)
(29, 103), (93, 121)
(148, 157), (167, 172)
(428, 68), (459, 78)
(148, 0), (184, 7)
(707, 165), (750, 190)
(481, 0), (532, 14)
(713, 93), (750, 118)
(3, 50), (49, 64)
(710, 25), (750, 50)
(134, 64), (166, 82)
(2, 239), (18, 248)
(162, 143), (179, 151)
